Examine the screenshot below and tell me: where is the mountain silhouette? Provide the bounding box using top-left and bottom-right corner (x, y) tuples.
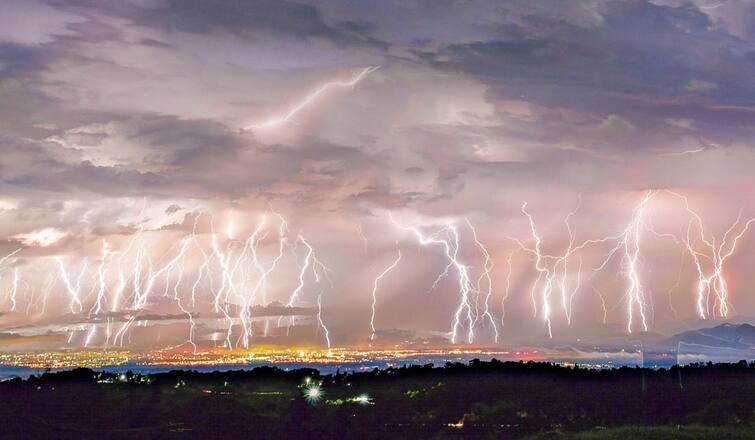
(665, 323), (755, 350)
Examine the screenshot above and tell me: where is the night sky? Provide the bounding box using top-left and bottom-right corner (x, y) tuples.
(1, 0), (754, 351)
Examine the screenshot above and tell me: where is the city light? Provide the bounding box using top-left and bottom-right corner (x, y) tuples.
(304, 384), (323, 404)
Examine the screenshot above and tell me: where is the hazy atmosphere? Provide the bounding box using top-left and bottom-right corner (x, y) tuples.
(1, 0), (754, 352)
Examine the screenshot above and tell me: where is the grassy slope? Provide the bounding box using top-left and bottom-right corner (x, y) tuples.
(526, 425), (755, 440)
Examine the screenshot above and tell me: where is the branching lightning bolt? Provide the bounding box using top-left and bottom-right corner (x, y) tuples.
(667, 190), (755, 319)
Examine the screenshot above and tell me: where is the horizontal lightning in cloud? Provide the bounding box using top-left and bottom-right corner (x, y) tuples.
(243, 66), (380, 131)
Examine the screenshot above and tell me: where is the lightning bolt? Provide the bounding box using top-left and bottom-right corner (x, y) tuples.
(39, 273), (55, 317)
(667, 190), (755, 319)
(356, 222), (369, 254)
(316, 292), (331, 355)
(286, 234), (331, 307)
(234, 217), (266, 347)
(593, 287), (608, 324)
(390, 214), (479, 344)
(84, 323), (97, 347)
(111, 225), (142, 313)
(9, 267), (20, 312)
(55, 257), (88, 314)
(501, 251), (514, 328)
(7, 189), (753, 352)
(0, 249), (21, 311)
(244, 66), (379, 130)
(0, 248), (21, 267)
(260, 213), (289, 306)
(92, 240), (111, 316)
(594, 191), (654, 333)
(113, 238), (191, 347)
(170, 230), (198, 353)
(508, 200), (586, 337)
(369, 247), (402, 341)
(466, 219), (499, 343)
(287, 235), (314, 309)
(190, 212), (213, 309)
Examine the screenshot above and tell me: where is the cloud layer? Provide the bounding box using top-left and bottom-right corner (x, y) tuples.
(1, 0), (754, 350)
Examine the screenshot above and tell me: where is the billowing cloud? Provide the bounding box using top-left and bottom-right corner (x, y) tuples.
(0, 0), (753, 352)
(12, 228), (67, 247)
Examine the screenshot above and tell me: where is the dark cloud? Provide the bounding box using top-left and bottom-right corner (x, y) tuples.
(0, 0), (754, 349)
(0, 43), (52, 76)
(415, 1), (755, 153)
(47, 0), (387, 49)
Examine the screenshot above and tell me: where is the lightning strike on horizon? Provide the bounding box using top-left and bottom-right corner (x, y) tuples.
(92, 240), (111, 316)
(0, 249), (21, 311)
(84, 323), (97, 347)
(316, 293), (332, 354)
(667, 191), (755, 319)
(466, 219), (499, 343)
(508, 200), (587, 337)
(594, 191), (654, 333)
(261, 214), (289, 306)
(9, 268), (20, 312)
(286, 234), (331, 307)
(281, 233), (332, 342)
(208, 218), (239, 347)
(236, 217), (267, 348)
(189, 213), (213, 309)
(244, 66), (379, 131)
(287, 236), (314, 309)
(2, 191), (753, 351)
(501, 251), (514, 328)
(111, 226), (142, 313)
(369, 247), (402, 341)
(55, 257), (88, 314)
(390, 214), (480, 344)
(39, 273), (55, 316)
(22, 277), (34, 316)
(113, 238), (193, 347)
(593, 287), (608, 324)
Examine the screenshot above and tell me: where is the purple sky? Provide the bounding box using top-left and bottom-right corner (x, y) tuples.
(0, 0), (754, 352)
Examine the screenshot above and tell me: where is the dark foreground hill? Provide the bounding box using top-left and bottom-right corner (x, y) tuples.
(1, 360), (754, 439)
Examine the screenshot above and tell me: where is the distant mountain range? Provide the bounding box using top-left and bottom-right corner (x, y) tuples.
(664, 323), (755, 350)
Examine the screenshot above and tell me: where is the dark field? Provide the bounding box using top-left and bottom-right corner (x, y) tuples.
(1, 360), (753, 439)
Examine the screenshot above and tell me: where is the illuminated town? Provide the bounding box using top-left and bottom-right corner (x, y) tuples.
(0, 347), (523, 370)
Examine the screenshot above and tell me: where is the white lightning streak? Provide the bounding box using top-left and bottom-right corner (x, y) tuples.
(593, 287), (608, 324)
(510, 201), (585, 337)
(316, 292), (331, 354)
(0, 249), (21, 267)
(92, 240), (110, 315)
(244, 66), (379, 130)
(369, 247), (402, 340)
(84, 323), (97, 347)
(9, 268), (20, 312)
(287, 235), (314, 308)
(466, 219), (499, 343)
(501, 252), (514, 328)
(595, 191), (654, 333)
(55, 257), (87, 314)
(286, 234), (331, 308)
(667, 190), (755, 319)
(390, 214), (477, 344)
